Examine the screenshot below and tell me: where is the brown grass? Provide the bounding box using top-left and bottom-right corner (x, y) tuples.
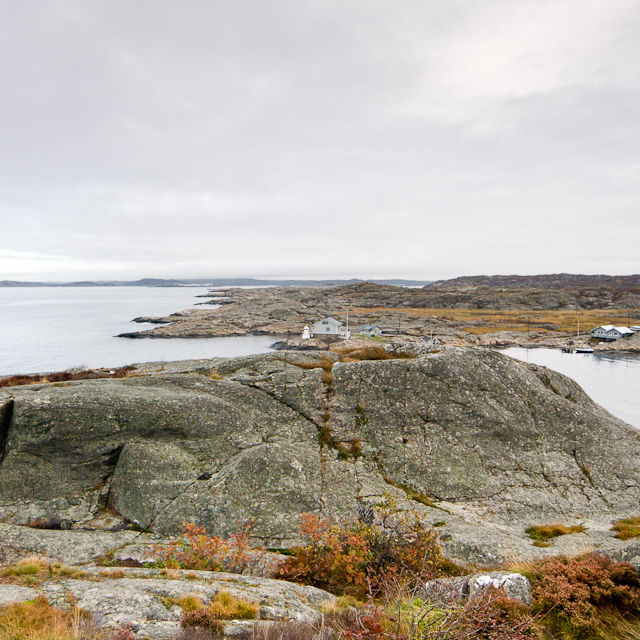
(349, 307), (638, 335)
(525, 523), (585, 542)
(0, 366), (137, 388)
(291, 357), (334, 371)
(181, 591), (258, 631)
(292, 358), (334, 388)
(611, 517), (640, 540)
(0, 595), (103, 640)
(332, 345), (418, 361)
(99, 569), (126, 579)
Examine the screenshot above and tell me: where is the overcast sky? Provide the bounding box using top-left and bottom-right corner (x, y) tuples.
(0, 1), (638, 281)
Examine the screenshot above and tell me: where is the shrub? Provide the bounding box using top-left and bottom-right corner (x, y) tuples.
(274, 512), (452, 599)
(525, 553), (640, 637)
(247, 620), (318, 640)
(244, 590), (535, 640)
(446, 589), (536, 640)
(154, 522), (266, 574)
(611, 517), (640, 540)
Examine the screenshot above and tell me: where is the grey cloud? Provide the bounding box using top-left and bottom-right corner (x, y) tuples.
(0, 0), (639, 280)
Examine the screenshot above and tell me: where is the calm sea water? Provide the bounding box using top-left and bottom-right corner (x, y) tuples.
(0, 287), (276, 375)
(502, 347), (640, 429)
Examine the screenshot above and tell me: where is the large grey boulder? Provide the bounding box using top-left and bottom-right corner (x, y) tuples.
(1, 348), (639, 560)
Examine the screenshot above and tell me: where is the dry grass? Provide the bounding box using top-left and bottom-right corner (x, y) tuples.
(0, 366), (137, 388)
(0, 595), (103, 640)
(525, 523), (586, 542)
(208, 591), (257, 620)
(611, 517), (640, 541)
(161, 594), (203, 612)
(176, 595), (204, 612)
(332, 345), (417, 361)
(291, 357), (334, 372)
(349, 307), (637, 334)
(181, 591), (258, 630)
(292, 358), (334, 388)
(99, 569), (126, 579)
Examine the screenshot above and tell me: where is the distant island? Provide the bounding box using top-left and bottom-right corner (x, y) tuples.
(116, 275), (640, 353)
(0, 277), (433, 287)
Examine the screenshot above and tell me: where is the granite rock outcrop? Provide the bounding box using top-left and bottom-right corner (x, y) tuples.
(1, 348), (639, 563)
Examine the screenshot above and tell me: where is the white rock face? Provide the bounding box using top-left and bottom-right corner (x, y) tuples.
(468, 572), (532, 605)
(421, 571), (532, 606)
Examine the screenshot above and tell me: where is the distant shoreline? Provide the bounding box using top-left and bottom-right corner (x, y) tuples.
(0, 277), (433, 288)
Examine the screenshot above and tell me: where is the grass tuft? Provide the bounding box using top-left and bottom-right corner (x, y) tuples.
(611, 517), (640, 540)
(525, 523), (585, 542)
(383, 477), (443, 510)
(181, 591), (258, 631)
(0, 595), (101, 640)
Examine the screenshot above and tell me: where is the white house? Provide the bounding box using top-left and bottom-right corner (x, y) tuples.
(358, 324), (382, 337)
(590, 325), (636, 341)
(311, 317), (351, 339)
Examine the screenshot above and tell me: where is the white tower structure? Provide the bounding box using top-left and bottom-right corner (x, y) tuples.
(302, 325), (311, 340)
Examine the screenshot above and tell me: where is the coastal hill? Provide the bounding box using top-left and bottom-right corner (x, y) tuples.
(2, 348), (640, 566)
(427, 273), (640, 290)
(419, 273), (640, 309)
(119, 278), (640, 348)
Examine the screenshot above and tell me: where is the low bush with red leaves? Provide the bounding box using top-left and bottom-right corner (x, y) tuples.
(153, 521), (266, 575)
(526, 552), (640, 637)
(274, 512), (458, 600)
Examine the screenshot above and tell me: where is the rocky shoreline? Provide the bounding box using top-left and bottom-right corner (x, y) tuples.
(116, 283), (640, 354)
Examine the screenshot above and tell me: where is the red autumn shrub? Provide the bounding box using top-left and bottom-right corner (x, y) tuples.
(274, 512), (452, 599)
(449, 589), (536, 640)
(325, 603), (387, 640)
(154, 521), (266, 574)
(526, 552), (640, 635)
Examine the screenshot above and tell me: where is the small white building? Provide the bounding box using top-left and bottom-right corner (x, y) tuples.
(358, 324), (382, 337)
(311, 317), (351, 339)
(590, 325), (636, 341)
